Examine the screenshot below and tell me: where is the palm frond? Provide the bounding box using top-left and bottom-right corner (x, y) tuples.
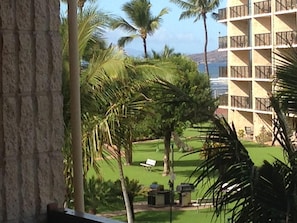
(118, 35), (139, 47)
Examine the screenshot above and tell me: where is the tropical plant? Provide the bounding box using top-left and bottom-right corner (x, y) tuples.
(189, 48), (297, 222)
(84, 177), (121, 214)
(146, 53), (216, 175)
(151, 45), (180, 59)
(61, 6), (119, 205)
(170, 0), (220, 76)
(112, 177), (145, 220)
(110, 0), (169, 58)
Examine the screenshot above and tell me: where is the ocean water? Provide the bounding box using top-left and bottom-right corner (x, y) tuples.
(198, 61), (227, 78)
(198, 62), (228, 97)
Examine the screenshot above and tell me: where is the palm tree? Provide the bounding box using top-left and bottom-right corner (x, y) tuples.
(152, 45), (180, 59)
(62, 6), (177, 221)
(61, 6), (129, 205)
(61, 0), (95, 14)
(190, 48), (297, 222)
(110, 0), (169, 58)
(170, 0), (220, 76)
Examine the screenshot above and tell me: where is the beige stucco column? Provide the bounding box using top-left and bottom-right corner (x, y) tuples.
(0, 0), (65, 222)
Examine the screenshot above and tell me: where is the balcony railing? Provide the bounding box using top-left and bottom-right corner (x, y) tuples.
(276, 31), (297, 46)
(47, 203), (123, 223)
(255, 33), (271, 46)
(231, 66), (250, 78)
(230, 35), (249, 48)
(218, 94), (228, 106)
(276, 0), (297, 11)
(254, 0), (271, 14)
(219, 36), (227, 49)
(230, 5), (249, 18)
(219, 66), (227, 78)
(255, 66), (273, 79)
(255, 97), (271, 111)
(231, 95), (251, 109)
(218, 8), (227, 20)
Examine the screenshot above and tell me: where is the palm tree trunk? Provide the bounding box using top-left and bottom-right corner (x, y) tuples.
(203, 14), (209, 77)
(142, 37), (148, 58)
(125, 129), (133, 165)
(163, 130), (171, 176)
(116, 146), (134, 223)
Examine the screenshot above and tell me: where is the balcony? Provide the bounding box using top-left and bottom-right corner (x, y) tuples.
(230, 35), (249, 48)
(276, 31), (297, 46)
(231, 95), (251, 109)
(218, 8), (227, 20)
(255, 97), (271, 111)
(219, 66), (227, 78)
(218, 94), (228, 106)
(231, 66), (249, 78)
(254, 0), (271, 14)
(47, 204), (123, 223)
(255, 66), (273, 79)
(230, 5), (249, 18)
(255, 33), (271, 46)
(219, 36), (227, 49)
(276, 0), (297, 11)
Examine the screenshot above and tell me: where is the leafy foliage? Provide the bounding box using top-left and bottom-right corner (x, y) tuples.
(190, 48), (297, 222)
(110, 0), (168, 57)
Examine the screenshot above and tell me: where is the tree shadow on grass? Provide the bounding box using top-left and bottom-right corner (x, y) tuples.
(133, 210), (187, 223)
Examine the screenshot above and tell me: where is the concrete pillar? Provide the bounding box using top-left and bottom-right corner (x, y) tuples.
(0, 0), (65, 222)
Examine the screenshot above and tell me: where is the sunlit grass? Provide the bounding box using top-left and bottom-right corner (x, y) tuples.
(90, 128), (284, 192)
(112, 208), (229, 223)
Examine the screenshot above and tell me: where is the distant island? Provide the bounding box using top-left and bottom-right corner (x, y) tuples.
(188, 49), (227, 64)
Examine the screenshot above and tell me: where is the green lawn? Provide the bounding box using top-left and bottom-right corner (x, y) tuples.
(112, 208), (230, 223)
(89, 128), (285, 222)
(90, 128), (285, 198)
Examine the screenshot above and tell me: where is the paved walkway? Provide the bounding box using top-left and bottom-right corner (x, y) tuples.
(98, 201), (213, 218)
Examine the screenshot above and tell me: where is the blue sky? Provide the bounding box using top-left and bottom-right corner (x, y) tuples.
(98, 0), (227, 56)
(61, 0), (227, 56)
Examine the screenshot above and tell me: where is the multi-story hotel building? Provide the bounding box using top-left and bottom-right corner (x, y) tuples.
(217, 0), (297, 140)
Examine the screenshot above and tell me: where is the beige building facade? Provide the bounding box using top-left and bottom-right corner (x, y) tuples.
(218, 0), (297, 140)
(0, 0), (65, 222)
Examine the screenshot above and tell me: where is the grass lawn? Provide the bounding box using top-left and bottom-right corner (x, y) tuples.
(89, 128), (285, 221)
(92, 129), (285, 190)
(112, 208), (230, 223)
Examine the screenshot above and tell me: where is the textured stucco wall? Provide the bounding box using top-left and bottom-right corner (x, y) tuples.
(0, 0), (65, 222)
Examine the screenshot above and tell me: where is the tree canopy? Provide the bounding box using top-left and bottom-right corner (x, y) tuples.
(110, 0), (169, 58)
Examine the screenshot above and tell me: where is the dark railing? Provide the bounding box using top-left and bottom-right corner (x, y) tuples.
(254, 0), (271, 14)
(47, 204), (123, 223)
(230, 35), (249, 48)
(255, 33), (271, 46)
(255, 98), (271, 111)
(230, 66), (249, 78)
(219, 66), (227, 78)
(231, 95), (251, 109)
(276, 0), (297, 11)
(219, 36), (227, 49)
(276, 31), (297, 45)
(218, 94), (228, 106)
(218, 8), (227, 20)
(230, 5), (249, 18)
(255, 66), (273, 79)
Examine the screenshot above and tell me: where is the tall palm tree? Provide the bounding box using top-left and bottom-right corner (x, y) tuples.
(62, 6), (177, 221)
(61, 0), (95, 14)
(190, 48), (297, 222)
(110, 0), (169, 58)
(61, 6), (129, 205)
(170, 0), (220, 76)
